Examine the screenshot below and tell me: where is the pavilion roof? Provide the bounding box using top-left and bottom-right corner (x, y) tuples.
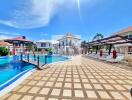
(114, 26), (132, 36)
(5, 36), (33, 43)
(87, 35), (132, 46)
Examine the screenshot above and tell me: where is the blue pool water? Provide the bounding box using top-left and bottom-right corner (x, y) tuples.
(0, 56), (35, 85)
(38, 55), (69, 64)
(0, 55), (68, 86)
(29, 55), (69, 64)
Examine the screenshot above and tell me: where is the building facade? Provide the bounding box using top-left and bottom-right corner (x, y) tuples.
(57, 33), (81, 55)
(35, 40), (59, 54)
(36, 41), (52, 50)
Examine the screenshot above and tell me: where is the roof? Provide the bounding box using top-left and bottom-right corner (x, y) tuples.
(87, 35), (132, 46)
(0, 41), (12, 46)
(84, 26), (132, 47)
(115, 43), (132, 47)
(115, 26), (132, 36)
(58, 33), (81, 41)
(5, 36), (32, 43)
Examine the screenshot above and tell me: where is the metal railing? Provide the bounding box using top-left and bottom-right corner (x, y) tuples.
(20, 53), (48, 68)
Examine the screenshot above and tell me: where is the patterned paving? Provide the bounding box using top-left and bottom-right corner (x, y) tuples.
(1, 55), (132, 100)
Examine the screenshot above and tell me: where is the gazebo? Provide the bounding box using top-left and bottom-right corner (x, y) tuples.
(4, 36), (33, 55)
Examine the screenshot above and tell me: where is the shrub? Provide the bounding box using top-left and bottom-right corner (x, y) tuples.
(0, 47), (9, 56)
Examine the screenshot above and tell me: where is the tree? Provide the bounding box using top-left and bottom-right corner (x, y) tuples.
(92, 33), (104, 41)
(0, 47), (9, 56)
(92, 33), (104, 51)
(27, 43), (36, 52)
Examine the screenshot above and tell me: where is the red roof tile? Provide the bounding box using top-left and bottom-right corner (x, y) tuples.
(116, 26), (132, 35)
(6, 36), (32, 42)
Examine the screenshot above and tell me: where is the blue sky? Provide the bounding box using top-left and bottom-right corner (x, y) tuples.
(0, 0), (132, 41)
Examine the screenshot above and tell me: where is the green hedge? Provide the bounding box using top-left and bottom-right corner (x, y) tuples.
(0, 47), (9, 56)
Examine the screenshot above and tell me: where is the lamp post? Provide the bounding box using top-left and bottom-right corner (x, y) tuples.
(45, 55), (47, 64)
(37, 55), (39, 67)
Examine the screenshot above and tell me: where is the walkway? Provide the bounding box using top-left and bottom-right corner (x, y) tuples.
(1, 55), (132, 100)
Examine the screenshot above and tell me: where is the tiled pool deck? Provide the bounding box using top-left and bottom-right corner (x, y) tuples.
(1, 55), (132, 100)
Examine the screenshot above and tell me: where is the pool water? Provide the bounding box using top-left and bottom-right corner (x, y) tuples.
(29, 55), (69, 64)
(39, 55), (69, 64)
(0, 56), (35, 85)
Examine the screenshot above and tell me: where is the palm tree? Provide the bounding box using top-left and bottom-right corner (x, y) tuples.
(92, 33), (104, 41)
(92, 33), (104, 53)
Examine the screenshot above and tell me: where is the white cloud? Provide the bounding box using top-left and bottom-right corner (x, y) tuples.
(40, 32), (48, 36)
(0, 35), (13, 40)
(0, 30), (20, 40)
(0, 0), (97, 29)
(0, 31), (20, 36)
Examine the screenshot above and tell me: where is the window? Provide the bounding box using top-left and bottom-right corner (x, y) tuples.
(41, 43), (46, 47)
(128, 34), (132, 38)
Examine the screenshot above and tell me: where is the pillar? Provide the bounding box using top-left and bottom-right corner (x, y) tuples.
(96, 46), (98, 54)
(108, 44), (112, 55)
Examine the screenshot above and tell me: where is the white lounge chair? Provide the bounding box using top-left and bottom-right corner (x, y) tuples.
(99, 55), (112, 61)
(92, 54), (100, 59)
(106, 55), (124, 63)
(88, 53), (96, 57)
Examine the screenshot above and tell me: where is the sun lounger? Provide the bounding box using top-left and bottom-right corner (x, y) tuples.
(106, 55), (124, 63)
(92, 54), (100, 59)
(99, 55), (112, 61)
(88, 53), (96, 57)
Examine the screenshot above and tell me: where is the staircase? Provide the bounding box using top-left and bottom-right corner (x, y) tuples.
(58, 46), (80, 56)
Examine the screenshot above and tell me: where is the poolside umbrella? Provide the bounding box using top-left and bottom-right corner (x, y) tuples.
(0, 41), (12, 46)
(113, 50), (117, 59)
(100, 50), (103, 56)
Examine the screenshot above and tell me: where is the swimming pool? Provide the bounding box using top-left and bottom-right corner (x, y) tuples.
(0, 55), (68, 88)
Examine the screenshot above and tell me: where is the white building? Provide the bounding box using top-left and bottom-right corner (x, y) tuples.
(36, 41), (52, 49)
(35, 40), (59, 53)
(57, 33), (81, 55)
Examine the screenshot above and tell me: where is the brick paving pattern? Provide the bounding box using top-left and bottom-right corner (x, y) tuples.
(1, 55), (132, 100)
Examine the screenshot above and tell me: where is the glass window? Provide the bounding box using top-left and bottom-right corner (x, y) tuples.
(41, 43), (46, 47)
